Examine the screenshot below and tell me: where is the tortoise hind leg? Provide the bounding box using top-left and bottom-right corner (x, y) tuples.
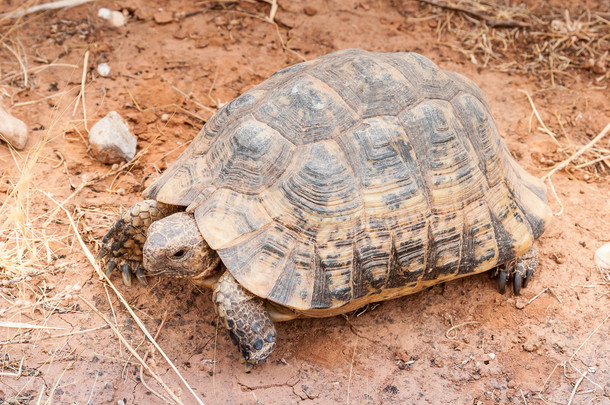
(97, 200), (180, 285)
(213, 271), (277, 371)
(495, 246), (539, 295)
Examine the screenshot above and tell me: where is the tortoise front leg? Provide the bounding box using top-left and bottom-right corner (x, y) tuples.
(213, 271), (277, 371)
(97, 200), (180, 285)
(495, 246), (539, 295)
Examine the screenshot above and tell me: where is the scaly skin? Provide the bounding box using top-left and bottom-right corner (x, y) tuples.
(213, 271), (277, 371)
(97, 200), (181, 285)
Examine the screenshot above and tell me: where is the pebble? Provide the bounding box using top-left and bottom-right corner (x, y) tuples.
(303, 7), (318, 16)
(515, 299), (527, 309)
(214, 16), (228, 26)
(522, 340), (538, 352)
(98, 8), (126, 27)
(0, 101), (28, 150)
(153, 10), (173, 24)
(161, 113), (170, 122)
(97, 62), (111, 77)
(89, 111), (137, 164)
(594, 243), (610, 270)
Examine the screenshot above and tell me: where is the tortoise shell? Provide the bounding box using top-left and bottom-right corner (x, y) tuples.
(144, 49), (551, 313)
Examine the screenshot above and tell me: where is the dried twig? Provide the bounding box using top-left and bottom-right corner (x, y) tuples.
(418, 0), (531, 28)
(232, 8), (306, 62)
(2, 0), (94, 18)
(0, 358), (23, 377)
(0, 63), (79, 84)
(206, 64), (220, 108)
(120, 76), (143, 111)
(0, 325), (109, 345)
(12, 86), (79, 108)
(2, 42), (28, 87)
(171, 85), (215, 114)
(346, 333), (359, 405)
(538, 362), (561, 398)
(545, 176), (564, 216)
(520, 389), (528, 405)
(542, 121), (610, 180)
(212, 316), (219, 404)
(574, 153), (610, 169)
(445, 321), (479, 339)
(0, 321), (65, 329)
(258, 0), (278, 23)
(72, 50), (89, 130)
(521, 287), (562, 308)
(566, 370), (587, 405)
(518, 89), (561, 146)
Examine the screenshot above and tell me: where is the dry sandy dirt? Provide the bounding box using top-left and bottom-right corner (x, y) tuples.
(0, 0), (609, 404)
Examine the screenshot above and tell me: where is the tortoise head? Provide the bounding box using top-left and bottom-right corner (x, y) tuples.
(143, 212), (221, 282)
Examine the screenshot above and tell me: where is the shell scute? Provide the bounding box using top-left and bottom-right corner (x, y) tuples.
(310, 53), (421, 118)
(261, 141), (363, 226)
(386, 52), (460, 101)
(253, 75), (359, 145)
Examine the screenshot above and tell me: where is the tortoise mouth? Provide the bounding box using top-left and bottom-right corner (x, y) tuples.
(146, 268), (208, 279)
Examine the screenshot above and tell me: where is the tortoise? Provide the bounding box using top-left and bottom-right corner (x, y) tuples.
(98, 49), (552, 369)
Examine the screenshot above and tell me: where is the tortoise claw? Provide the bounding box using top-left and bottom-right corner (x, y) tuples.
(498, 270), (508, 294)
(105, 260), (116, 277)
(121, 264), (132, 286)
(136, 267), (147, 286)
(96, 247), (108, 262)
(523, 269), (533, 288)
(513, 272), (522, 296)
(492, 247), (538, 295)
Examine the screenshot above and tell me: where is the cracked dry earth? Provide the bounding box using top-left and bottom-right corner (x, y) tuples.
(0, 0), (609, 404)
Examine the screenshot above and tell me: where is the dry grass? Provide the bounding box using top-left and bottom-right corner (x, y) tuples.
(0, 8), (207, 404)
(419, 0), (609, 83)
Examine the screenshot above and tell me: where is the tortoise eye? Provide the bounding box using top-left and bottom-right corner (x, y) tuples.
(171, 249), (187, 260)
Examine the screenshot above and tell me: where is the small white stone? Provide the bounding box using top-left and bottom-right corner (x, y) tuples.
(89, 111), (136, 164)
(488, 353), (496, 360)
(98, 8), (125, 27)
(594, 243), (610, 270)
(0, 101), (28, 150)
(98, 8), (112, 19)
(97, 62), (111, 77)
(161, 113), (170, 122)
